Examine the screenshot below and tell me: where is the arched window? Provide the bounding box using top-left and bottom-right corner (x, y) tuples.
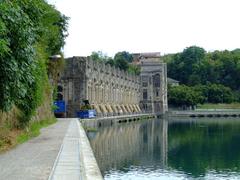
(153, 74), (160, 87)
(57, 85), (63, 92)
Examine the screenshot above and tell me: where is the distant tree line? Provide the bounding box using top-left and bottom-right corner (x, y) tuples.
(164, 46), (240, 106)
(90, 51), (140, 75)
(168, 84), (238, 107)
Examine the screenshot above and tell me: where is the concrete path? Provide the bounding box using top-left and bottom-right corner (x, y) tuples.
(49, 118), (103, 180)
(0, 118), (71, 180)
(49, 119), (82, 180)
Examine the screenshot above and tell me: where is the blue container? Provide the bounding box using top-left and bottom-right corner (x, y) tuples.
(54, 101), (66, 113)
(76, 110), (96, 119)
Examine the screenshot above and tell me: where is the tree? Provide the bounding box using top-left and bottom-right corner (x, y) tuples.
(114, 51), (133, 71)
(164, 46), (240, 93)
(168, 85), (204, 107)
(114, 51), (133, 63)
(0, 0), (68, 125)
(90, 51), (114, 64)
(207, 84), (234, 103)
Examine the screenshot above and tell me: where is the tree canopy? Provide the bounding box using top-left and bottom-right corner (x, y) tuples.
(165, 46), (240, 106)
(166, 46), (240, 90)
(89, 51), (140, 74)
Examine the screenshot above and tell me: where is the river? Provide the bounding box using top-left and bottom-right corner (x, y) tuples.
(87, 118), (240, 179)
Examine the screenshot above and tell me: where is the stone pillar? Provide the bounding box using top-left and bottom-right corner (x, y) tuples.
(92, 85), (95, 102)
(96, 85), (100, 104)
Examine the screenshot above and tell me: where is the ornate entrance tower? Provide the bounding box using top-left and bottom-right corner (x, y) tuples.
(139, 53), (168, 114)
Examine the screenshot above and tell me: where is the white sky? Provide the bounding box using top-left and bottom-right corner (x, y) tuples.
(48, 0), (240, 58)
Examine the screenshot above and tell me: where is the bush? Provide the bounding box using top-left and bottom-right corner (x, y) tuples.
(0, 1), (68, 127)
(168, 85), (204, 107)
(169, 84), (237, 108)
(194, 84), (235, 104)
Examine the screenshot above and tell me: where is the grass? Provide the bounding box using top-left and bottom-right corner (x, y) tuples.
(0, 118), (57, 152)
(84, 126), (98, 132)
(197, 103), (240, 109)
(17, 118), (57, 144)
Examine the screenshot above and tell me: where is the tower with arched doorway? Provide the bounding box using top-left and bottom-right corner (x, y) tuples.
(140, 55), (168, 114)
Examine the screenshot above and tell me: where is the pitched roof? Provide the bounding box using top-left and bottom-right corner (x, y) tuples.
(167, 78), (179, 83)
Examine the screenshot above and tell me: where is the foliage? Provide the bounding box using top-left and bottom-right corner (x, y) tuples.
(128, 64), (140, 75)
(168, 84), (237, 107)
(114, 51), (133, 63)
(166, 46), (240, 90)
(0, 117), (56, 152)
(168, 85), (204, 107)
(90, 51), (112, 62)
(0, 0), (68, 126)
(17, 118), (57, 144)
(90, 51), (139, 74)
(80, 100), (92, 110)
(194, 84), (235, 103)
(114, 51), (133, 71)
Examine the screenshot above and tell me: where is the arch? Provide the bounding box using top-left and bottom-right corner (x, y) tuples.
(57, 85), (63, 92)
(153, 74), (161, 87)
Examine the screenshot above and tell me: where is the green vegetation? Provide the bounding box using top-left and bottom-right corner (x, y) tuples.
(0, 118), (57, 152)
(90, 51), (140, 75)
(84, 127), (98, 132)
(17, 118), (57, 144)
(0, 0), (68, 127)
(165, 46), (240, 107)
(80, 100), (92, 110)
(197, 103), (240, 109)
(168, 84), (238, 107)
(168, 85), (204, 107)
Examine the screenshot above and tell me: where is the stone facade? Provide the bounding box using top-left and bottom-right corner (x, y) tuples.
(58, 54), (168, 117)
(140, 58), (168, 114)
(59, 56), (141, 117)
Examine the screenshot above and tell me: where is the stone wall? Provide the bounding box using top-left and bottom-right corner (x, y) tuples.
(59, 55), (168, 117)
(60, 57), (141, 117)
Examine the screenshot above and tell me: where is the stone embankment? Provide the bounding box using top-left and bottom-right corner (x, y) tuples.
(81, 113), (157, 128)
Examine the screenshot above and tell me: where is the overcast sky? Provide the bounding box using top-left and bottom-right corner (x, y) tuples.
(48, 0), (240, 57)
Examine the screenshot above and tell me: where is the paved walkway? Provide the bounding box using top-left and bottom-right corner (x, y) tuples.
(49, 119), (82, 180)
(49, 119), (103, 180)
(0, 118), (71, 180)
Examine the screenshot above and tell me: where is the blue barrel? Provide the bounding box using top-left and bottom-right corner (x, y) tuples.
(54, 101), (66, 113)
(76, 110), (96, 119)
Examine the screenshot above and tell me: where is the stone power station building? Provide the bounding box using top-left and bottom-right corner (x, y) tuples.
(58, 53), (168, 117)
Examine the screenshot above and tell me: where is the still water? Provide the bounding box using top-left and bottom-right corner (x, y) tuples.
(87, 118), (240, 179)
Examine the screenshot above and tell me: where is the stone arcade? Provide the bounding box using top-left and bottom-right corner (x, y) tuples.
(57, 53), (168, 117)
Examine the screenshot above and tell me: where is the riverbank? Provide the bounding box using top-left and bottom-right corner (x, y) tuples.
(197, 103), (240, 109)
(0, 118), (57, 153)
(168, 109), (240, 118)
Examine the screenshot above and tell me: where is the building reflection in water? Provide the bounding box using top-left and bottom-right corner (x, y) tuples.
(88, 118), (240, 179)
(87, 119), (168, 175)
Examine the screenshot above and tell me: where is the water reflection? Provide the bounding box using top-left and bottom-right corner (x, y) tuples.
(87, 118), (240, 179)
